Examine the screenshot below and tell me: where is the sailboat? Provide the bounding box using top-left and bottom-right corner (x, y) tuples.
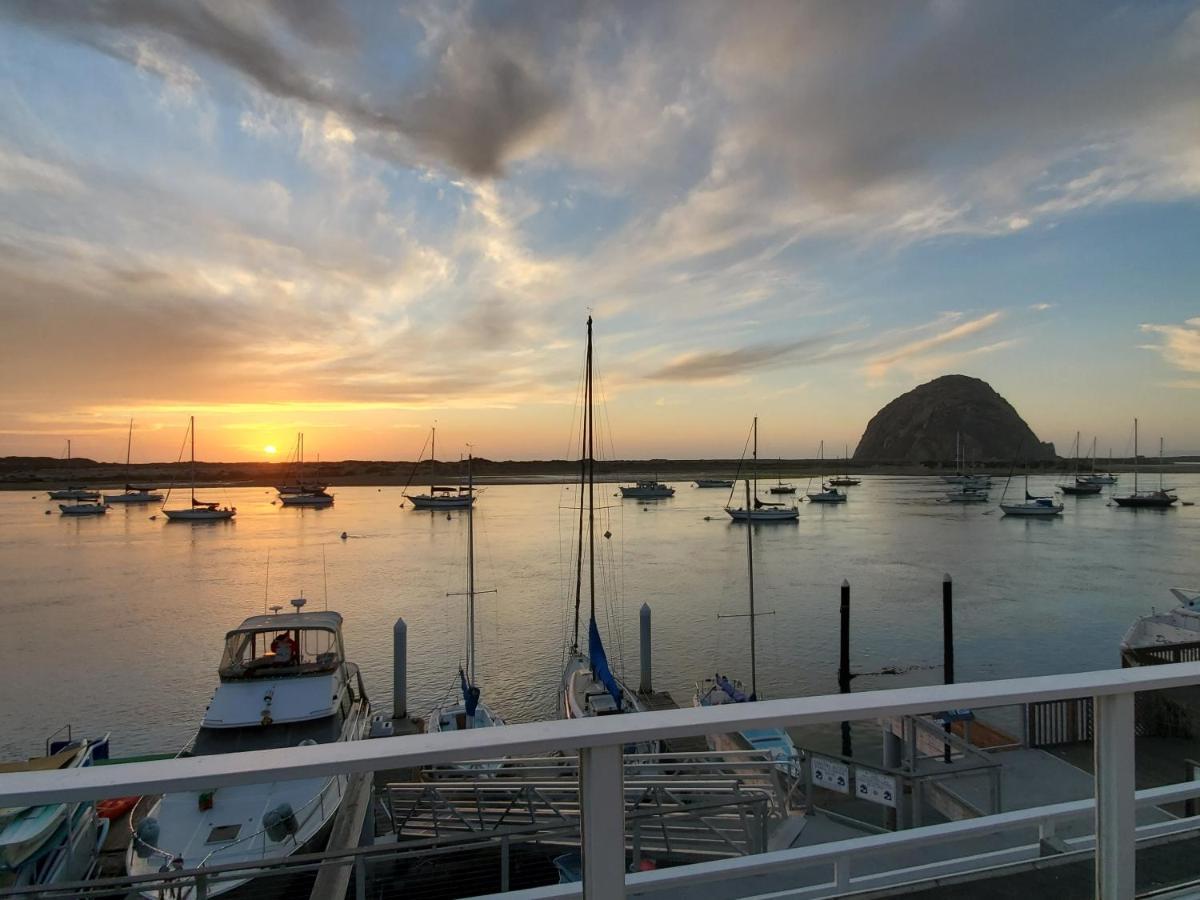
(162, 417), (236, 521)
(768, 460), (796, 495)
(278, 435), (333, 507)
(999, 452), (1063, 517)
(46, 441), (100, 501)
(806, 441), (846, 503)
(827, 444), (861, 487)
(1058, 432), (1102, 496)
(1079, 441), (1119, 485)
(696, 478), (800, 776)
(1113, 420), (1177, 509)
(104, 420), (164, 504)
(275, 433), (328, 496)
(941, 432), (991, 488)
(404, 427), (475, 510)
(429, 455), (506, 750)
(725, 418), (799, 522)
(560, 318), (655, 748)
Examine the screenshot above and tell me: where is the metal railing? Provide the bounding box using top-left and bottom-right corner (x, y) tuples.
(4, 663), (1200, 899)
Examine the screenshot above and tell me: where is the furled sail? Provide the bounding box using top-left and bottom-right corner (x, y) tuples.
(588, 617), (621, 705)
(717, 674), (749, 703)
(459, 669), (480, 718)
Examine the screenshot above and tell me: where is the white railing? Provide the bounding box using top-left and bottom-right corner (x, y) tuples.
(3, 662), (1200, 899)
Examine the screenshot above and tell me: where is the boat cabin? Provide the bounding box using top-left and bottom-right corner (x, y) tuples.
(218, 610), (345, 681)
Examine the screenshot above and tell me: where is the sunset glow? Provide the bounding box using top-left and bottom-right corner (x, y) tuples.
(0, 3), (1198, 462)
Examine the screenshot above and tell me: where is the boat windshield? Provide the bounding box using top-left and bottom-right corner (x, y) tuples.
(219, 626), (342, 679)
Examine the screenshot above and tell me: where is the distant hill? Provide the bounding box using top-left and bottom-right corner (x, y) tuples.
(853, 374), (1055, 463)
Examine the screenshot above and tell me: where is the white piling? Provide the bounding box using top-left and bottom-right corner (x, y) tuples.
(393, 618), (407, 720)
(639, 603), (652, 694)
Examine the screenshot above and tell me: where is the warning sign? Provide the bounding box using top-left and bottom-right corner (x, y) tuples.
(855, 768), (897, 808)
(810, 755), (850, 795)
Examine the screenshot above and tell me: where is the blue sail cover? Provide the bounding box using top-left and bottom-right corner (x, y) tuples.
(459, 669), (481, 718)
(717, 674), (749, 703)
(588, 617), (622, 705)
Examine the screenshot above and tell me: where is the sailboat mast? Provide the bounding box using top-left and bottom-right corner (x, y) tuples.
(467, 453), (476, 683)
(1133, 418), (1139, 493)
(744, 479), (757, 699)
(430, 426), (436, 494)
(125, 419), (133, 482)
(752, 416), (757, 504)
(190, 415), (196, 505)
(587, 316), (596, 623)
(1160, 437), (1165, 491)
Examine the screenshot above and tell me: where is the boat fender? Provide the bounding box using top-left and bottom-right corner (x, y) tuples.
(263, 803), (298, 842)
(134, 818), (160, 857)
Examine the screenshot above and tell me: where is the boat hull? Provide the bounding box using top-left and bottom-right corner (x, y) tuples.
(1000, 503), (1064, 517)
(725, 506), (798, 522)
(103, 492), (164, 504)
(827, 478), (860, 486)
(619, 487), (675, 498)
(406, 494), (475, 509)
(279, 495), (334, 507)
(58, 504), (107, 516)
(768, 487), (796, 495)
(694, 480), (733, 488)
(163, 508), (236, 521)
(806, 492), (846, 503)
(1113, 494), (1177, 509)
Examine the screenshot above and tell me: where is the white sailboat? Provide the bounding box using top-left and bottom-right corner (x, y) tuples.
(806, 441), (846, 503)
(1058, 432), (1103, 496)
(404, 427), (476, 510)
(694, 479), (734, 489)
(46, 441), (100, 501)
(940, 432), (991, 488)
(560, 318), (655, 751)
(127, 600), (370, 898)
(104, 420), (164, 504)
(999, 452), (1063, 517)
(429, 455), (506, 750)
(162, 417), (236, 521)
(725, 418), (799, 522)
(697, 478), (800, 776)
(58, 501), (107, 516)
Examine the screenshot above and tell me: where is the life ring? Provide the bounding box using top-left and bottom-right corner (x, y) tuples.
(97, 796), (139, 820)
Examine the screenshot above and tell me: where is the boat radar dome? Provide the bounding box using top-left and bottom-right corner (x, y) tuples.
(269, 605), (283, 614)
(290, 597), (306, 611)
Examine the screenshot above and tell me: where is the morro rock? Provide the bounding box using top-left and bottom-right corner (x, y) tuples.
(853, 375), (1054, 463)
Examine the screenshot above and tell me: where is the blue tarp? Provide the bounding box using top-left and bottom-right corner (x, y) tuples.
(459, 669), (480, 718)
(588, 617), (622, 705)
(717, 674), (749, 703)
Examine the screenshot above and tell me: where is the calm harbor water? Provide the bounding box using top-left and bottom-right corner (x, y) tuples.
(1, 476), (1197, 760)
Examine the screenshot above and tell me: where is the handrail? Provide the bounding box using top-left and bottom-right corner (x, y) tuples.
(3, 663), (1200, 807)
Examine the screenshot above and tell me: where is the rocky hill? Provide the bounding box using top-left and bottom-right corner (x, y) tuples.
(853, 375), (1054, 463)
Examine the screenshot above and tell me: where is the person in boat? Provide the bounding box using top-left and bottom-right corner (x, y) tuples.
(270, 631), (299, 663)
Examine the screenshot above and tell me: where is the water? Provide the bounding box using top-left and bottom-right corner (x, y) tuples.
(1, 476), (1197, 759)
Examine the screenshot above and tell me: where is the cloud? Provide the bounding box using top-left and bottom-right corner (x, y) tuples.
(1029, 303), (1055, 312)
(1140, 318), (1200, 375)
(865, 312), (1004, 380)
(646, 336), (834, 381)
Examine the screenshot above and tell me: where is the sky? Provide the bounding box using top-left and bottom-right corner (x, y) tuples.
(0, 0), (1198, 462)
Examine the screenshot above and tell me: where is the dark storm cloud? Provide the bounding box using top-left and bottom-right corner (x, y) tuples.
(2, 0), (560, 177)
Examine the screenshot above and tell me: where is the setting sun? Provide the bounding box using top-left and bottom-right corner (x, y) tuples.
(263, 445), (276, 455)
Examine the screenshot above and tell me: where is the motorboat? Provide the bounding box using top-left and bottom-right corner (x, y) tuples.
(58, 502), (107, 516)
(806, 485), (847, 504)
(695, 677), (800, 778)
(619, 480), (675, 499)
(404, 426), (477, 510)
(103, 421), (164, 503)
(694, 479), (734, 489)
(0, 734), (110, 889)
(127, 600), (369, 897)
(559, 317), (656, 755)
(162, 417), (237, 522)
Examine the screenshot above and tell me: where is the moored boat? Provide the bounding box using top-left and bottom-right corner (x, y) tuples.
(58, 501), (107, 516)
(279, 489), (334, 507)
(725, 418), (799, 522)
(46, 440), (99, 501)
(1113, 422), (1177, 509)
(103, 421), (164, 503)
(162, 417), (236, 522)
(126, 600), (369, 897)
(806, 441), (847, 503)
(404, 427), (476, 510)
(619, 480), (675, 499)
(694, 479), (734, 489)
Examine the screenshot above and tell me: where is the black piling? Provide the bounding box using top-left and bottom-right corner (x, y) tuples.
(839, 579), (853, 758)
(942, 573), (954, 764)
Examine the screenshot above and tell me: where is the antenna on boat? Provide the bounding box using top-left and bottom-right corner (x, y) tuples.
(264, 549), (271, 614)
(321, 544), (329, 611)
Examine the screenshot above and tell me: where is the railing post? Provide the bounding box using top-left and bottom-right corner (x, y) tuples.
(580, 744), (625, 898)
(1094, 692), (1135, 900)
(355, 855), (367, 900)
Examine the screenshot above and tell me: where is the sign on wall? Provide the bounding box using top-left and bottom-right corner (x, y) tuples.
(856, 768), (897, 808)
(810, 755), (850, 794)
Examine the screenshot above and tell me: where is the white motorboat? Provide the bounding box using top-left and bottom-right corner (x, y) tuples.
(58, 502), (107, 516)
(103, 420), (165, 503)
(619, 480), (675, 499)
(404, 426), (476, 510)
(162, 417), (236, 522)
(725, 418), (799, 522)
(127, 600), (369, 898)
(1121, 588), (1200, 665)
(46, 440), (100, 501)
(560, 318), (656, 755)
(429, 456), (506, 764)
(694, 479), (734, 489)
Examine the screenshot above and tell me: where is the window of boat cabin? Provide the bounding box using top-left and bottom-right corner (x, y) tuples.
(219, 625), (343, 678)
